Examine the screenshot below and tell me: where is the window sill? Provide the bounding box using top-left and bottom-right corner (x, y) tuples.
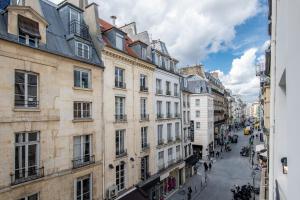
(73, 87), (93, 92)
(13, 107), (40, 112)
(72, 118), (94, 123)
(113, 87), (127, 91)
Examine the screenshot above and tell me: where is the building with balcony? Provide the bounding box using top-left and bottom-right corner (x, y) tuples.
(0, 0), (104, 199)
(97, 19), (155, 199)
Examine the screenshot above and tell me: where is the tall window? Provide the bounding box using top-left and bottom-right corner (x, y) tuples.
(157, 125), (163, 144)
(168, 148), (173, 162)
(74, 68), (91, 88)
(166, 102), (171, 117)
(116, 130), (125, 156)
(115, 97), (125, 116)
(141, 127), (148, 148)
(141, 47), (147, 59)
(157, 101), (162, 117)
(73, 102), (92, 119)
(175, 122), (180, 138)
(156, 79), (162, 94)
(115, 67), (125, 88)
(75, 174), (92, 200)
(196, 110), (200, 118)
(158, 151), (164, 169)
(196, 122), (200, 129)
(116, 163), (125, 191)
(73, 135), (92, 167)
(166, 81), (171, 95)
(174, 102), (179, 116)
(176, 145), (181, 160)
(15, 71), (38, 108)
(116, 32), (124, 50)
(196, 99), (200, 106)
(141, 156), (149, 181)
(140, 74), (148, 91)
(140, 98), (147, 118)
(174, 83), (178, 96)
(69, 8), (82, 34)
(75, 41), (89, 59)
(14, 132), (40, 182)
(18, 193), (39, 200)
(183, 111), (186, 124)
(167, 123), (172, 141)
(187, 111), (190, 122)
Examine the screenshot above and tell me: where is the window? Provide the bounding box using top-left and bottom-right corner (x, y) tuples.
(116, 130), (125, 156)
(141, 127), (148, 148)
(18, 32), (39, 47)
(196, 111), (200, 118)
(116, 163), (125, 191)
(187, 111), (190, 122)
(116, 32), (124, 50)
(157, 125), (163, 144)
(70, 8), (81, 23)
(140, 98), (147, 118)
(75, 174), (92, 200)
(69, 8), (82, 35)
(141, 47), (147, 59)
(158, 151), (164, 169)
(166, 81), (171, 95)
(73, 102), (92, 119)
(166, 102), (171, 117)
(168, 148), (173, 162)
(115, 67), (125, 88)
(15, 71), (38, 108)
(18, 15), (40, 47)
(175, 122), (180, 138)
(14, 132), (40, 183)
(167, 123), (172, 141)
(174, 84), (178, 96)
(75, 41), (89, 59)
(141, 156), (149, 181)
(115, 97), (125, 119)
(74, 68), (91, 88)
(174, 102), (179, 116)
(196, 99), (200, 106)
(73, 135), (92, 168)
(196, 122), (200, 129)
(157, 101), (162, 117)
(18, 193), (39, 200)
(176, 145), (181, 160)
(183, 111), (186, 124)
(156, 79), (162, 94)
(140, 74), (148, 91)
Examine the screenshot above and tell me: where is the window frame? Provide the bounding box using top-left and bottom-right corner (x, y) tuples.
(140, 97), (147, 116)
(18, 193), (39, 200)
(73, 135), (92, 164)
(73, 101), (92, 119)
(75, 41), (90, 59)
(74, 174), (92, 200)
(141, 127), (148, 148)
(115, 67), (125, 88)
(116, 129), (125, 156)
(116, 163), (125, 191)
(116, 32), (124, 50)
(115, 96), (125, 116)
(74, 68), (91, 89)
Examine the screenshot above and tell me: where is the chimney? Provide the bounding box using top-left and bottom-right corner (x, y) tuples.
(111, 16), (117, 26)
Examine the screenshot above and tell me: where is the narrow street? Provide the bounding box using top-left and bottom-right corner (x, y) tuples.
(170, 129), (261, 200)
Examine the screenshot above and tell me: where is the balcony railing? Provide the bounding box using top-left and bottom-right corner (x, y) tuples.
(140, 86), (149, 92)
(69, 20), (90, 40)
(140, 114), (149, 121)
(174, 113), (180, 118)
(167, 137), (174, 143)
(142, 143), (150, 151)
(156, 89), (163, 95)
(166, 113), (172, 118)
(72, 155), (95, 169)
(157, 139), (165, 146)
(11, 167), (44, 185)
(175, 135), (181, 141)
(166, 90), (171, 95)
(116, 149), (128, 158)
(115, 81), (126, 89)
(156, 113), (164, 119)
(15, 99), (39, 108)
(115, 114), (127, 122)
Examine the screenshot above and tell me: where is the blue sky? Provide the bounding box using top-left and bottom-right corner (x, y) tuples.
(203, 0), (269, 73)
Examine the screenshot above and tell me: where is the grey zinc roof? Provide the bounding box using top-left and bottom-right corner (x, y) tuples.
(0, 0), (103, 67)
(185, 75), (211, 94)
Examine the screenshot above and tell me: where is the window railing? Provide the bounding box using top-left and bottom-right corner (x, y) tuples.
(15, 99), (39, 108)
(142, 143), (150, 151)
(156, 89), (163, 95)
(156, 113), (164, 119)
(72, 155), (95, 169)
(157, 139), (165, 146)
(140, 86), (149, 92)
(115, 81), (126, 89)
(11, 167), (44, 185)
(115, 114), (127, 122)
(174, 113), (180, 118)
(166, 90), (171, 95)
(166, 113), (172, 118)
(69, 20), (90, 40)
(167, 137), (174, 143)
(116, 149), (127, 158)
(140, 114), (149, 121)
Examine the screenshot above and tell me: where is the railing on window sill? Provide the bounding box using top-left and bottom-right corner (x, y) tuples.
(156, 114), (164, 119)
(167, 137), (174, 143)
(140, 86), (149, 92)
(166, 113), (173, 118)
(115, 114), (127, 122)
(72, 155), (95, 169)
(69, 20), (90, 40)
(116, 149), (128, 158)
(140, 114), (149, 121)
(142, 143), (150, 151)
(11, 167), (44, 185)
(157, 139), (165, 147)
(156, 90), (163, 95)
(115, 81), (126, 89)
(14, 99), (39, 108)
(166, 91), (171, 96)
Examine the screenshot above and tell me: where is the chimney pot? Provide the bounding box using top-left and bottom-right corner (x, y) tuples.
(111, 15), (117, 26)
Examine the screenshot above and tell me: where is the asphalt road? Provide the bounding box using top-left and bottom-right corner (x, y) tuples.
(170, 129), (261, 200)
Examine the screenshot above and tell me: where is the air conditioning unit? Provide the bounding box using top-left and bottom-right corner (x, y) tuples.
(106, 185), (117, 200)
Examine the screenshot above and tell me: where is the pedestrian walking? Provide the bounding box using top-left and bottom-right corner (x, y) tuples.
(187, 186), (192, 200)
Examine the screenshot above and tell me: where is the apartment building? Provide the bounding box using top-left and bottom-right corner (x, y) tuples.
(0, 0), (104, 200)
(95, 18), (155, 200)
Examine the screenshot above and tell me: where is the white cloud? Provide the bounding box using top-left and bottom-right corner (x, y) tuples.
(216, 48), (260, 103)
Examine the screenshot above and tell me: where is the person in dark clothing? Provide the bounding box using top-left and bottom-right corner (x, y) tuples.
(187, 186), (192, 200)
(204, 162), (208, 172)
(209, 162), (212, 170)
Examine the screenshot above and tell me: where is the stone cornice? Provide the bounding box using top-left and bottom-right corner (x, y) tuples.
(102, 47), (156, 71)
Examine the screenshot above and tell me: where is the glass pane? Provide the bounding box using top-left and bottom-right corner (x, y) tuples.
(28, 193), (39, 200)
(82, 72), (89, 88)
(28, 144), (37, 175)
(74, 70), (81, 87)
(77, 180), (82, 197)
(28, 132), (37, 141)
(82, 178), (90, 193)
(28, 85), (37, 97)
(28, 74), (37, 85)
(74, 137), (81, 158)
(15, 72), (25, 84)
(15, 83), (25, 95)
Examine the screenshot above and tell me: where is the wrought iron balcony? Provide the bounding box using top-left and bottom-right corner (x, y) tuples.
(157, 139), (165, 146)
(140, 114), (149, 121)
(115, 114), (127, 123)
(116, 149), (128, 158)
(167, 137), (174, 143)
(156, 89), (163, 95)
(72, 155), (95, 169)
(140, 86), (149, 92)
(115, 81), (126, 89)
(166, 113), (172, 118)
(156, 113), (164, 119)
(69, 20), (90, 40)
(11, 167), (44, 185)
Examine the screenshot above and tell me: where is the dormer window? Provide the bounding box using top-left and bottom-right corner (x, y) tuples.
(18, 15), (40, 47)
(116, 32), (124, 50)
(141, 47), (147, 59)
(75, 41), (90, 59)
